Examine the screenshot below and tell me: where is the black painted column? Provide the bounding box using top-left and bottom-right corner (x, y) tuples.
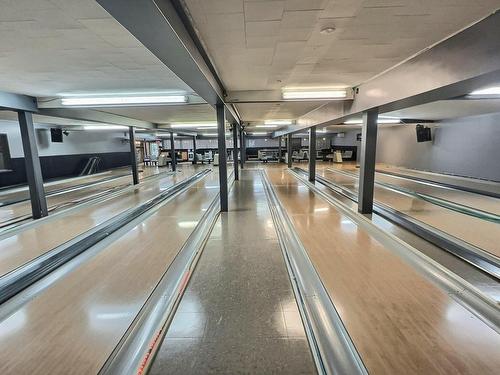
(287, 133), (292, 168)
(358, 109), (379, 214)
(192, 135), (197, 165)
(278, 136), (282, 163)
(18, 111), (48, 219)
(128, 126), (139, 185)
(170, 131), (176, 172)
(232, 124), (239, 181)
(239, 128), (246, 169)
(216, 103), (228, 212)
(308, 127), (316, 181)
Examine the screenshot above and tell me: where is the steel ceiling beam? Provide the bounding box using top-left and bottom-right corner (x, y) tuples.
(38, 108), (156, 129)
(96, 0), (240, 126)
(0, 91), (38, 112)
(273, 10), (500, 137)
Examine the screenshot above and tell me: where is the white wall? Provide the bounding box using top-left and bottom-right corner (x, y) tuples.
(0, 120), (130, 158)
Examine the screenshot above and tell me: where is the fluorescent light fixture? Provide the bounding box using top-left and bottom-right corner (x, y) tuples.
(83, 125), (128, 131)
(171, 122), (217, 128)
(156, 133), (177, 137)
(250, 132), (269, 135)
(469, 86), (500, 95)
(264, 119), (293, 125)
(344, 118), (363, 124)
(282, 89), (346, 100)
(61, 95), (187, 106)
(344, 117), (400, 125)
(379, 117), (400, 124)
(200, 132), (230, 136)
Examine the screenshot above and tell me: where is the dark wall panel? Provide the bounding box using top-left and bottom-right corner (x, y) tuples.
(0, 152), (130, 187)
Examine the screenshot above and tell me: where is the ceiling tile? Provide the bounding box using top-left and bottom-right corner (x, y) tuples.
(244, 1), (285, 21)
(245, 20), (281, 37)
(284, 0), (328, 11)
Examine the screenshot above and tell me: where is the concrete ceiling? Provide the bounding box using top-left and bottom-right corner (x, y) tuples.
(101, 104), (215, 124)
(0, 0), (193, 97)
(183, 0), (498, 91)
(0, 0), (498, 130)
(238, 101), (322, 121)
(182, 0), (499, 124)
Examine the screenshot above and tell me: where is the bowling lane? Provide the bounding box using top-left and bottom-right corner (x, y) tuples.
(317, 167), (500, 259)
(0, 167), (129, 205)
(0, 165), (167, 227)
(328, 165), (500, 216)
(375, 164), (500, 196)
(0, 172), (219, 374)
(0, 166), (202, 278)
(266, 168), (500, 375)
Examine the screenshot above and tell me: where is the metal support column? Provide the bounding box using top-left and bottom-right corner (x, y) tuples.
(278, 136), (282, 163)
(232, 124), (239, 181)
(170, 131), (177, 172)
(17, 111), (48, 219)
(239, 127), (246, 169)
(308, 127), (316, 181)
(216, 103), (228, 212)
(358, 109), (379, 214)
(192, 135), (197, 165)
(128, 127), (139, 185)
(287, 134), (292, 168)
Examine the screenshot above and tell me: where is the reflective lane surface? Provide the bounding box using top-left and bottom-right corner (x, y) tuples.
(317, 166), (500, 259)
(331, 163), (500, 216)
(0, 165), (168, 227)
(374, 164), (500, 197)
(0, 166), (204, 279)
(0, 172), (219, 374)
(266, 168), (500, 375)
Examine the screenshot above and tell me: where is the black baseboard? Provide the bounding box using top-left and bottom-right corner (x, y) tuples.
(0, 152), (131, 187)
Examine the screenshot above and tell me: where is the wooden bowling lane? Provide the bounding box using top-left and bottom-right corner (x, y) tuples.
(0, 165), (166, 226)
(0, 173), (219, 374)
(0, 167), (200, 278)
(318, 168), (500, 259)
(0, 168), (128, 205)
(326, 164), (500, 216)
(0, 175), (132, 226)
(375, 164), (500, 197)
(266, 169), (500, 375)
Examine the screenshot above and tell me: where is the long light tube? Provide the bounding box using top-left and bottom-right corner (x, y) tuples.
(282, 90), (346, 100)
(62, 95), (187, 106)
(344, 117), (400, 125)
(199, 132), (231, 136)
(83, 125), (129, 130)
(264, 119), (293, 125)
(170, 122), (217, 128)
(469, 86), (500, 95)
